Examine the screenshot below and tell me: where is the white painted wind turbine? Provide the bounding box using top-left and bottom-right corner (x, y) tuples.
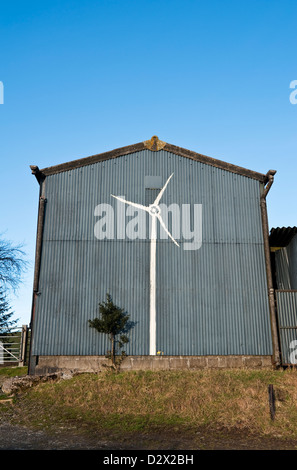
(111, 173), (179, 355)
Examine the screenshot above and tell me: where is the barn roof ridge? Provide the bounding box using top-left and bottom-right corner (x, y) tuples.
(30, 135), (272, 184)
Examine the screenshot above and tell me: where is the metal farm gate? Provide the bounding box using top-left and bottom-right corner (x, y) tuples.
(275, 290), (297, 366)
(0, 325), (30, 366)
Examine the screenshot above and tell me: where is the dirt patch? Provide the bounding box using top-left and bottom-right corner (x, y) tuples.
(0, 423), (296, 450)
(0, 422), (119, 450)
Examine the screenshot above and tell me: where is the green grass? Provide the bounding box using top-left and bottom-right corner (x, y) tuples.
(1, 368), (297, 442)
(0, 367), (27, 378)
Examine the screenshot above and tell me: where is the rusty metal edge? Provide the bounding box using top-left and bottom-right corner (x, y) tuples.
(260, 170), (281, 368)
(30, 139), (267, 183)
(28, 181), (47, 375)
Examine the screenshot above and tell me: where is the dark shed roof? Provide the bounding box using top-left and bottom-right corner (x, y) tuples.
(270, 227), (297, 247)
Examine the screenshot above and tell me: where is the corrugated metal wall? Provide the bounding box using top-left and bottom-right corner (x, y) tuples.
(276, 290), (297, 364)
(31, 149), (272, 356)
(275, 235), (297, 290)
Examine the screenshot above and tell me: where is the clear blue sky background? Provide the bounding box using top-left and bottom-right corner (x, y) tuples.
(0, 0), (296, 326)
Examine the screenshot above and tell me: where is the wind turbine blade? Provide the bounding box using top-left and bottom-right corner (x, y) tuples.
(153, 173), (174, 205)
(111, 195), (149, 212)
(156, 213), (180, 247)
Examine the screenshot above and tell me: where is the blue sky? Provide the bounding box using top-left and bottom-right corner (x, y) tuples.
(0, 0), (297, 326)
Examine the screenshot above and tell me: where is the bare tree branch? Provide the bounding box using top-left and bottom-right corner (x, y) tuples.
(0, 235), (28, 292)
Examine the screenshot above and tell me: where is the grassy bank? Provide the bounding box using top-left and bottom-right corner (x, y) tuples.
(1, 368), (297, 443)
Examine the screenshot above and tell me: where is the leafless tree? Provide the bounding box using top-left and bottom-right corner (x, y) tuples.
(0, 236), (27, 292)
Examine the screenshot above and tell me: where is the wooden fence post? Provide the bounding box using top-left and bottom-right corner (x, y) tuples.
(19, 325), (28, 367)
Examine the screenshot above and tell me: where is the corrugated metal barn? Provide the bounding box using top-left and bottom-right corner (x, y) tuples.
(28, 136), (280, 374)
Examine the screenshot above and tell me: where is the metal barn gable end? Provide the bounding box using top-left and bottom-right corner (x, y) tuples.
(28, 136), (279, 374)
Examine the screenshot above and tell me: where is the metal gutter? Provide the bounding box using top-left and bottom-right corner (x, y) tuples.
(32, 196), (46, 293)
(28, 169), (46, 374)
(260, 169), (281, 367)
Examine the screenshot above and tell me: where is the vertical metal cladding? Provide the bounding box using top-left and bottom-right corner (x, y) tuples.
(275, 235), (297, 290)
(31, 149), (272, 357)
(276, 291), (297, 364)
(275, 248), (292, 289)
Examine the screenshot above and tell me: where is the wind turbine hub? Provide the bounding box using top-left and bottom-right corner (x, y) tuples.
(149, 204), (161, 216)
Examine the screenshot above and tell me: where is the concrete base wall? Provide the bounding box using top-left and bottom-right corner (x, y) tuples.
(32, 355), (273, 375)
